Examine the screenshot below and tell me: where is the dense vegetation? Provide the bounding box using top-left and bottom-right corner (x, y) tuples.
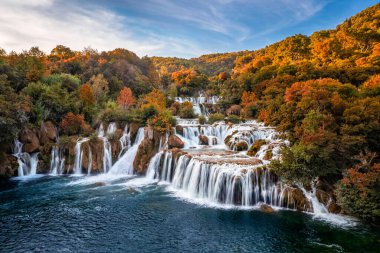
(0, 4), (379, 223)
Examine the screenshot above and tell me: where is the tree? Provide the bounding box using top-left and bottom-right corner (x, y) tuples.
(59, 112), (91, 135)
(79, 83), (95, 106)
(141, 89), (166, 112)
(89, 74), (109, 104)
(117, 87), (135, 110)
(335, 152), (380, 223)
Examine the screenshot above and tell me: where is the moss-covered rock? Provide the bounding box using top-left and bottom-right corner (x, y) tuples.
(247, 139), (267, 156)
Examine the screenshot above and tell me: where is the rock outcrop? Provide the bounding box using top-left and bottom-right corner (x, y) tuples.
(198, 135), (209, 145)
(168, 135), (184, 149)
(133, 127), (163, 175)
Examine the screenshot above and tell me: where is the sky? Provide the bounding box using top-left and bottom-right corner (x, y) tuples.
(0, 0), (377, 58)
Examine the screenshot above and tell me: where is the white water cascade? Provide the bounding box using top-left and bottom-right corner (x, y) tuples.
(174, 96), (219, 117)
(119, 125), (131, 158)
(108, 127), (144, 175)
(73, 138), (89, 175)
(146, 151), (299, 208)
(97, 123), (116, 173)
(49, 146), (65, 175)
(12, 140), (39, 177)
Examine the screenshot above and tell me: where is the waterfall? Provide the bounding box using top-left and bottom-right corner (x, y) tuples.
(12, 140), (39, 177)
(97, 123), (115, 173)
(119, 125), (131, 158)
(108, 127), (144, 175)
(299, 182), (329, 214)
(178, 123), (228, 148)
(146, 151), (164, 180)
(49, 146), (65, 175)
(73, 138), (89, 175)
(148, 151), (295, 208)
(174, 96), (220, 117)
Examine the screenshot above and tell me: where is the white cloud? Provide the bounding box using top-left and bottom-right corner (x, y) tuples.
(0, 0), (205, 57)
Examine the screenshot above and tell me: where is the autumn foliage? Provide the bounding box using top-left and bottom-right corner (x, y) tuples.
(59, 112), (91, 135)
(117, 87), (135, 110)
(79, 83), (95, 106)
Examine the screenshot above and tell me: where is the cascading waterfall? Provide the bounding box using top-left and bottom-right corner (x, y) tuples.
(119, 125), (131, 158)
(147, 151), (298, 208)
(49, 146), (65, 175)
(108, 127), (144, 175)
(178, 122), (228, 148)
(174, 96), (219, 116)
(13, 140), (39, 177)
(73, 138), (89, 175)
(299, 182), (329, 214)
(97, 123), (116, 173)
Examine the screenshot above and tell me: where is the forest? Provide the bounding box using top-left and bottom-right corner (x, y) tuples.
(0, 3), (379, 224)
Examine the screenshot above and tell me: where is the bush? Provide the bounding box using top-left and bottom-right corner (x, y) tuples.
(60, 112), (92, 135)
(179, 101), (195, 118)
(335, 157), (380, 223)
(148, 110), (176, 133)
(227, 115), (241, 124)
(208, 113), (225, 124)
(198, 115), (206, 125)
(141, 105), (159, 123)
(247, 139), (267, 156)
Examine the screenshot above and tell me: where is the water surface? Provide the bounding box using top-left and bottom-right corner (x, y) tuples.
(0, 176), (378, 253)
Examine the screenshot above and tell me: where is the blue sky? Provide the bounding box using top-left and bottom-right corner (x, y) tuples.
(0, 0), (377, 58)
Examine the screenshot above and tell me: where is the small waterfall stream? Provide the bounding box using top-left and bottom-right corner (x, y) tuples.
(108, 127), (144, 175)
(13, 140), (39, 177)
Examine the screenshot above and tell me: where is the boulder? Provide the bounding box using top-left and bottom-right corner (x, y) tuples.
(19, 128), (40, 153)
(198, 135), (209, 145)
(235, 141), (248, 151)
(40, 121), (57, 144)
(175, 125), (184, 136)
(168, 135), (184, 149)
(81, 138), (104, 174)
(133, 127), (163, 174)
(0, 153), (18, 178)
(260, 203), (274, 213)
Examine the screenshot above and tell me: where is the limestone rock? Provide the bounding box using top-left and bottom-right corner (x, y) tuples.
(198, 135), (209, 145)
(19, 128), (40, 153)
(168, 135), (184, 149)
(260, 204), (274, 213)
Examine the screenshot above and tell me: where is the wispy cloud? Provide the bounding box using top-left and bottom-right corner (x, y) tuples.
(0, 0), (206, 57)
(0, 0), (348, 57)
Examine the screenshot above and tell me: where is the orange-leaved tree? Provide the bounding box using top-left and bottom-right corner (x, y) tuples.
(117, 87), (135, 110)
(59, 112), (91, 135)
(79, 83), (95, 106)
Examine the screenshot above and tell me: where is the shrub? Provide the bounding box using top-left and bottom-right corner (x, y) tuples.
(247, 139), (267, 156)
(179, 101), (196, 118)
(335, 152), (380, 223)
(60, 112), (91, 135)
(227, 115), (241, 124)
(208, 113), (225, 124)
(148, 110), (176, 133)
(198, 115), (206, 125)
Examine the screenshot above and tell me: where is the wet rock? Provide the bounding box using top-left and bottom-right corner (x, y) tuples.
(19, 128), (40, 153)
(175, 125), (184, 136)
(226, 105), (242, 116)
(198, 135), (209, 145)
(81, 138), (104, 174)
(260, 204), (274, 213)
(40, 121), (57, 144)
(129, 122), (142, 143)
(0, 153), (18, 178)
(327, 202), (342, 214)
(94, 182), (106, 187)
(168, 135), (184, 149)
(235, 141), (248, 151)
(134, 127), (163, 174)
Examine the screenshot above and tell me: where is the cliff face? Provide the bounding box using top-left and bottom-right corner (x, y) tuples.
(133, 127), (163, 175)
